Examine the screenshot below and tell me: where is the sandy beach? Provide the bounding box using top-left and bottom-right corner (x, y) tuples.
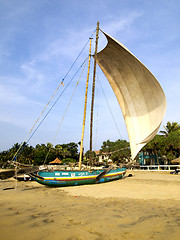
(0, 170), (180, 240)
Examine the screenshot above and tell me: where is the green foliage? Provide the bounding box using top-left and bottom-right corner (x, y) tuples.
(142, 121), (180, 162)
(61, 158), (77, 164)
(0, 122), (179, 168)
(60, 142), (78, 160)
(160, 121), (180, 136)
(0, 142), (79, 167)
(85, 150), (96, 159)
(163, 131), (180, 160)
(100, 139), (130, 163)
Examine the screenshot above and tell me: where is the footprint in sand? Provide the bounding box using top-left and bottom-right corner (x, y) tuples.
(43, 219), (54, 223)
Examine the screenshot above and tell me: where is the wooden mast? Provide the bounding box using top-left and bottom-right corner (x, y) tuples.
(79, 38), (92, 170)
(90, 21), (99, 165)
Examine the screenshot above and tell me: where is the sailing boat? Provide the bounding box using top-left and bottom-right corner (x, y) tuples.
(27, 22), (166, 187)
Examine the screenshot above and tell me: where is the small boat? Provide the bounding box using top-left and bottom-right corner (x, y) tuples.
(33, 166), (126, 187)
(5, 22), (165, 187)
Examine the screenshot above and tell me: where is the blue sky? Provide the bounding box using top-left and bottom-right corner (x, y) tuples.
(0, 0), (180, 152)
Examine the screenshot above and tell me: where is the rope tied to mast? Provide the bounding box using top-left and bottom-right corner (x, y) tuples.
(44, 59), (88, 164)
(14, 58), (88, 161)
(12, 32), (95, 163)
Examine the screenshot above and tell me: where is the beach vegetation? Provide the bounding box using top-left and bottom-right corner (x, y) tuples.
(100, 139), (131, 163)
(0, 142), (79, 168)
(0, 121), (179, 168)
(160, 121), (180, 136)
(142, 121), (180, 163)
(85, 150), (96, 160)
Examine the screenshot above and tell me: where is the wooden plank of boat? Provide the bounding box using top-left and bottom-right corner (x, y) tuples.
(0, 166), (39, 180)
(29, 172), (44, 180)
(95, 165), (114, 183)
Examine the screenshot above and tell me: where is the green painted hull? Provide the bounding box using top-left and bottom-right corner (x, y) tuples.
(35, 167), (126, 187)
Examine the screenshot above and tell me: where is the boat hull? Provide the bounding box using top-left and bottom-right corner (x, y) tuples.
(35, 167), (126, 187)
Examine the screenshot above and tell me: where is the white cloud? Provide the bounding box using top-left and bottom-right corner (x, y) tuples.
(101, 11), (143, 36)
(0, 84), (25, 104)
(0, 79), (45, 108)
(21, 61), (46, 93)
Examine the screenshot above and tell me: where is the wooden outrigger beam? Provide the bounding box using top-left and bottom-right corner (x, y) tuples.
(95, 165), (114, 183)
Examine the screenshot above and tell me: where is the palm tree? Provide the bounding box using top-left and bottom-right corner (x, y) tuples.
(143, 135), (165, 165)
(160, 121), (180, 137)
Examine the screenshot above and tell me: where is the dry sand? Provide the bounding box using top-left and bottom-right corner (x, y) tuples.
(0, 170), (180, 240)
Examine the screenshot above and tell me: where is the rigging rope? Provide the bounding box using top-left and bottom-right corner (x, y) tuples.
(97, 71), (130, 155)
(106, 146), (130, 155)
(97, 74), (122, 138)
(15, 58), (88, 160)
(11, 82), (65, 163)
(11, 33), (95, 162)
(44, 59), (88, 164)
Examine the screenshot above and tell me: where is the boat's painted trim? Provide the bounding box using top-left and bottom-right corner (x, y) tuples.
(34, 168), (126, 187)
(38, 171), (124, 181)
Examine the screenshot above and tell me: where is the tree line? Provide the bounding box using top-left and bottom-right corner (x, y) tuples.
(0, 142), (79, 168)
(142, 121), (180, 164)
(99, 122), (180, 164)
(0, 121), (179, 168)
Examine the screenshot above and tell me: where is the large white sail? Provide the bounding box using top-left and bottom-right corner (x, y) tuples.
(96, 32), (166, 159)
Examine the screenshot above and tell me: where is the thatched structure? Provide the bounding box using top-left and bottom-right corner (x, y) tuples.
(49, 158), (62, 165)
(171, 157), (180, 164)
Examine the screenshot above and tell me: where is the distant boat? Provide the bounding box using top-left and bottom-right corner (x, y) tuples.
(32, 21), (166, 187)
